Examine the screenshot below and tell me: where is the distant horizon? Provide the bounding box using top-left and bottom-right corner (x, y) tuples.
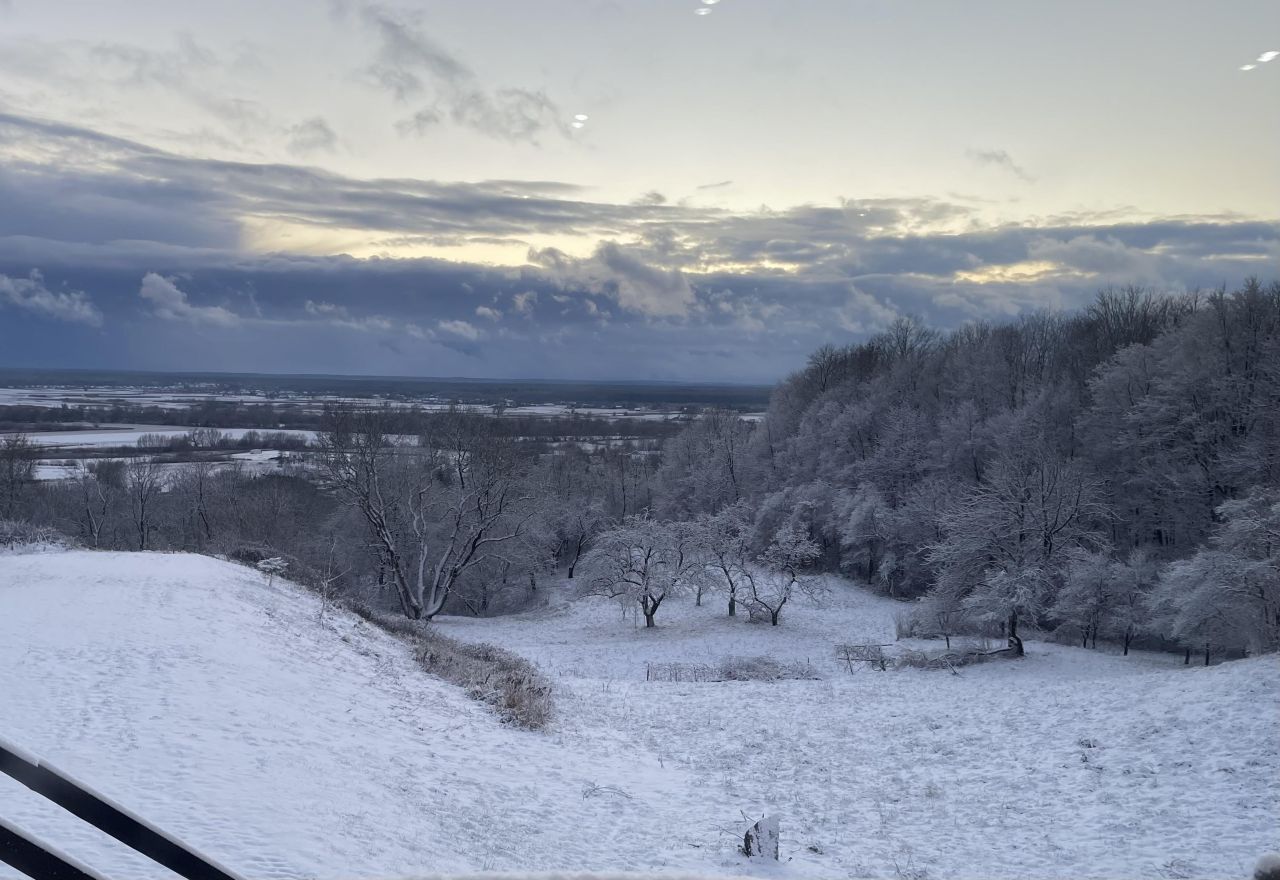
(0, 364), (775, 390)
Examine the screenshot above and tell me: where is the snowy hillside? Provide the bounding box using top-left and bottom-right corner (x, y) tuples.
(0, 551), (739, 879)
(1, 550), (1276, 880)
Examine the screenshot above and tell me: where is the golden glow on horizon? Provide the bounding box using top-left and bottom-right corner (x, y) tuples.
(954, 260), (1089, 284)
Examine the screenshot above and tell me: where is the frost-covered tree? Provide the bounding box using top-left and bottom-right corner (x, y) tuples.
(1149, 490), (1280, 656)
(652, 410), (754, 519)
(1055, 547), (1117, 649)
(837, 484), (889, 583)
(697, 501), (755, 616)
(928, 447), (1103, 655)
(741, 523), (821, 626)
(582, 514), (692, 627)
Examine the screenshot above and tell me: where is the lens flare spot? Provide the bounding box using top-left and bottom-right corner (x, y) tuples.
(1259, 51), (1279, 63)
(695, 7), (713, 15)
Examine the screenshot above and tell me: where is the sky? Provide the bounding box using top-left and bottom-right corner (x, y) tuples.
(0, 0), (1277, 382)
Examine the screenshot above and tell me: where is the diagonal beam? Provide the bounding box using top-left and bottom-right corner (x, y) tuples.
(0, 737), (247, 880)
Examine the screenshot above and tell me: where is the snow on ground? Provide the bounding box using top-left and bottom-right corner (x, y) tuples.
(17, 426), (316, 449)
(441, 579), (1280, 880)
(2, 552), (1276, 880)
(0, 551), (747, 879)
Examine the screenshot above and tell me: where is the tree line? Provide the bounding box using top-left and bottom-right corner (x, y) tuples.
(648, 280), (1280, 658)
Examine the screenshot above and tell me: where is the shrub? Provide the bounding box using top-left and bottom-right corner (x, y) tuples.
(0, 520), (75, 553)
(344, 603), (552, 730)
(645, 656), (818, 682)
(894, 647), (1011, 672)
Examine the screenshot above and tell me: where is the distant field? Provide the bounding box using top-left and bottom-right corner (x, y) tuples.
(0, 368), (773, 410)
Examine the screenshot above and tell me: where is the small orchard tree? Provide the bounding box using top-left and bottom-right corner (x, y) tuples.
(912, 592), (966, 649)
(742, 524), (821, 626)
(257, 556), (289, 587)
(1055, 546), (1117, 649)
(1107, 549), (1158, 655)
(699, 501), (754, 617)
(667, 517), (713, 606)
(582, 514), (686, 627)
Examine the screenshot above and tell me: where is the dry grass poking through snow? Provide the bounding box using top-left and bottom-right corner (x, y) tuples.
(344, 602), (553, 729)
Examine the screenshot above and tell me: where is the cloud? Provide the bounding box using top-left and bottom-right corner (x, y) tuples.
(836, 285), (900, 333)
(529, 242), (696, 318)
(139, 272), (240, 325)
(0, 270), (102, 325)
(633, 191), (667, 206)
(438, 318), (480, 339)
(286, 117), (339, 155)
(512, 290), (538, 315)
(304, 299), (399, 332)
(966, 148), (1033, 183)
(0, 111), (1276, 381)
(359, 4), (567, 144)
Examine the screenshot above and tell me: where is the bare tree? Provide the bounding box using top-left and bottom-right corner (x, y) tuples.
(582, 514), (687, 627)
(742, 523), (821, 626)
(319, 407), (534, 621)
(125, 457), (165, 550)
(699, 501), (754, 616)
(1, 433), (36, 519)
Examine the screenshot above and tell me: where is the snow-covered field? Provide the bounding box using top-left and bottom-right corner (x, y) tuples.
(1, 550), (1276, 879)
(0, 387), (742, 422)
(18, 426), (316, 449)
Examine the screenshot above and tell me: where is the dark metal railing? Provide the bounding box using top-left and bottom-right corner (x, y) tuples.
(0, 737), (247, 880)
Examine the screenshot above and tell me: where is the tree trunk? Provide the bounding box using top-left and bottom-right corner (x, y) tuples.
(1184, 647), (1191, 665)
(770, 608), (781, 626)
(1007, 610), (1024, 657)
(728, 591), (736, 617)
(568, 536), (585, 579)
(1203, 642), (1211, 666)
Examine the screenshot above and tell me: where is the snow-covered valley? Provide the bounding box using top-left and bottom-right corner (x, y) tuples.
(1, 550), (1276, 879)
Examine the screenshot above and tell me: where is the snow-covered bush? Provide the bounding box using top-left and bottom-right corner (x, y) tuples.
(0, 519), (75, 554)
(717, 655), (818, 681)
(645, 656), (818, 682)
(895, 646), (1007, 671)
(256, 556), (289, 586)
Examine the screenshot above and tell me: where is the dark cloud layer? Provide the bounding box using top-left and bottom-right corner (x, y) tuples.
(0, 110), (1275, 382)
